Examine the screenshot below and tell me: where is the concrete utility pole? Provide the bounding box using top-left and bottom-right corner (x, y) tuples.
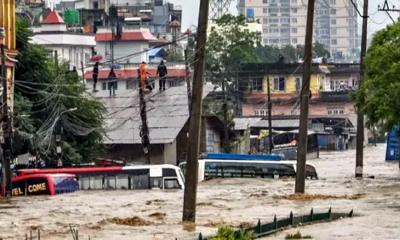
(356, 0), (368, 177)
(182, 0), (209, 223)
(267, 77), (273, 154)
(295, 0), (315, 193)
(1, 42), (12, 197)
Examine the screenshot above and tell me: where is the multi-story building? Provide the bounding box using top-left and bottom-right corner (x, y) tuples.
(238, 0), (360, 62)
(31, 10), (96, 70)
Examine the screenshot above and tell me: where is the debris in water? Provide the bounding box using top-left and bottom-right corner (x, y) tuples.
(285, 230), (312, 239)
(182, 221), (196, 232)
(274, 193), (366, 201)
(108, 216), (152, 226)
(148, 212), (166, 221)
(145, 199), (165, 205)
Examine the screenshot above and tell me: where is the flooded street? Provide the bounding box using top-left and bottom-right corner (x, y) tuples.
(1, 144), (400, 239)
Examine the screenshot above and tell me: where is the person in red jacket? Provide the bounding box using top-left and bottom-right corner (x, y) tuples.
(139, 61), (153, 92)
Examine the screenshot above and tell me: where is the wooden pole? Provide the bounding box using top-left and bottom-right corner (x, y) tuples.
(356, 0), (368, 177)
(182, 0), (209, 223)
(295, 0), (315, 193)
(185, 48), (191, 113)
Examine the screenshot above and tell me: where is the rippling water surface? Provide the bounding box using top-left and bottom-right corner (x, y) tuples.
(1, 144), (399, 239)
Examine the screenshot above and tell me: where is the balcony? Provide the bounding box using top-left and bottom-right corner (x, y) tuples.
(319, 90), (353, 102)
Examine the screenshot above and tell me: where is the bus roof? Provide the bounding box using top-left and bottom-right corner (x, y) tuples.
(202, 153), (282, 161)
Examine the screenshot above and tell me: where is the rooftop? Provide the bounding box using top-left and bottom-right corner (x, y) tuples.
(42, 10), (65, 25)
(93, 85), (213, 144)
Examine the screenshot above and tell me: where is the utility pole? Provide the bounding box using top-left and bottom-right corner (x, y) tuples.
(222, 80), (229, 152)
(267, 77), (273, 154)
(182, 0), (209, 223)
(378, 0), (399, 23)
(356, 0), (368, 177)
(138, 73), (151, 164)
(1, 42), (12, 197)
(295, 0), (315, 193)
(185, 48), (191, 113)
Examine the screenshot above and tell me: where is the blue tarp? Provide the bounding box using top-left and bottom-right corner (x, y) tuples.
(204, 153), (282, 161)
(149, 48), (163, 58)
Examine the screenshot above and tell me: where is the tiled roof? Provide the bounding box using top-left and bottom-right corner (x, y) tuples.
(95, 31), (158, 42)
(85, 68), (188, 80)
(42, 11), (64, 24)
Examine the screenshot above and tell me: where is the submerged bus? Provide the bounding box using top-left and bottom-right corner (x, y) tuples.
(11, 174), (79, 196)
(18, 164), (185, 190)
(180, 159), (318, 182)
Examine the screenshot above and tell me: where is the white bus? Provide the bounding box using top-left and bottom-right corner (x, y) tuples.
(180, 159), (318, 182)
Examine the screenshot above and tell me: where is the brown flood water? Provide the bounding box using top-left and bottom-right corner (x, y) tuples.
(1, 144), (400, 239)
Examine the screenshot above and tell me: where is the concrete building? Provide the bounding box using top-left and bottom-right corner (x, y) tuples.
(31, 10), (96, 70)
(238, 0), (360, 62)
(95, 85), (224, 164)
(95, 26), (158, 64)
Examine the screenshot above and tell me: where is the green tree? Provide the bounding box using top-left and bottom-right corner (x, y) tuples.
(210, 226), (254, 240)
(206, 14), (261, 152)
(313, 41), (330, 59)
(358, 22), (400, 132)
(14, 18), (105, 166)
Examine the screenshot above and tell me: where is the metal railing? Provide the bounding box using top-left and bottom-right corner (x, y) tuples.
(198, 208), (354, 239)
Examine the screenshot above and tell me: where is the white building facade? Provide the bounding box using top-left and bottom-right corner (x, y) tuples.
(31, 10), (96, 70)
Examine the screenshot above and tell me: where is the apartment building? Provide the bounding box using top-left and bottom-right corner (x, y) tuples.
(238, 0), (360, 62)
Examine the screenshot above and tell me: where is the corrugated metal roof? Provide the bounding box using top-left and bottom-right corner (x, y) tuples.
(96, 85), (213, 144)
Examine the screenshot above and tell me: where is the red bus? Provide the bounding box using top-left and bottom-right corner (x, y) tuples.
(18, 165), (185, 190)
(11, 174), (79, 196)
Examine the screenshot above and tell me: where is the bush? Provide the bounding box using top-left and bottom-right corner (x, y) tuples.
(210, 225), (254, 240)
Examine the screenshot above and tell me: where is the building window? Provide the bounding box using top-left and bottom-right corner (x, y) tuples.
(292, 8), (297, 13)
(249, 76), (263, 92)
(330, 0), (336, 4)
(328, 108), (344, 115)
(206, 130), (215, 152)
(331, 28), (337, 35)
(330, 9), (336, 15)
(292, 38), (298, 44)
(273, 77), (285, 91)
(331, 39), (337, 45)
(331, 19), (336, 24)
(292, 18), (297, 23)
(255, 109), (268, 116)
(295, 77), (302, 91)
(292, 28), (297, 33)
(263, 0), (268, 3)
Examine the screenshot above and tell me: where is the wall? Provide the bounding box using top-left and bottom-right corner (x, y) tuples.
(103, 143), (166, 164)
(0, 0), (16, 50)
(262, 73), (324, 95)
(96, 41), (148, 64)
(163, 140), (177, 165)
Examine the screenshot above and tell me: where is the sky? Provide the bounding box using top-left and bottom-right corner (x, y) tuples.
(169, 0), (394, 38)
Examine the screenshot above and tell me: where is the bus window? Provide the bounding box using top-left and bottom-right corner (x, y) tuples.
(80, 176), (91, 190)
(163, 178), (180, 189)
(90, 176), (104, 189)
(104, 176), (116, 189)
(130, 174), (150, 189)
(150, 177), (163, 189)
(162, 168), (177, 177)
(116, 175), (129, 189)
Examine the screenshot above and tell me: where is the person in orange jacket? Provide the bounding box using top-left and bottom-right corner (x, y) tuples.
(139, 61), (153, 92)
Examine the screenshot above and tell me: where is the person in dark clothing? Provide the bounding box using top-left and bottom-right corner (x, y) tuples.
(108, 67), (117, 96)
(156, 60), (168, 91)
(93, 62), (99, 92)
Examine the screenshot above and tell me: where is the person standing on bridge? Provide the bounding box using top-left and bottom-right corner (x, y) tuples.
(157, 60), (168, 91)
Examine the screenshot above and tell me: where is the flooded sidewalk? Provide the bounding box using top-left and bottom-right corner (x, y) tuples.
(1, 144), (400, 239)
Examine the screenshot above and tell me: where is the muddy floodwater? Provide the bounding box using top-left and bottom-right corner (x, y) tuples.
(1, 144), (400, 239)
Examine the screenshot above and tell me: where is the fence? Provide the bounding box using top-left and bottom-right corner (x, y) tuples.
(198, 208), (354, 239)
